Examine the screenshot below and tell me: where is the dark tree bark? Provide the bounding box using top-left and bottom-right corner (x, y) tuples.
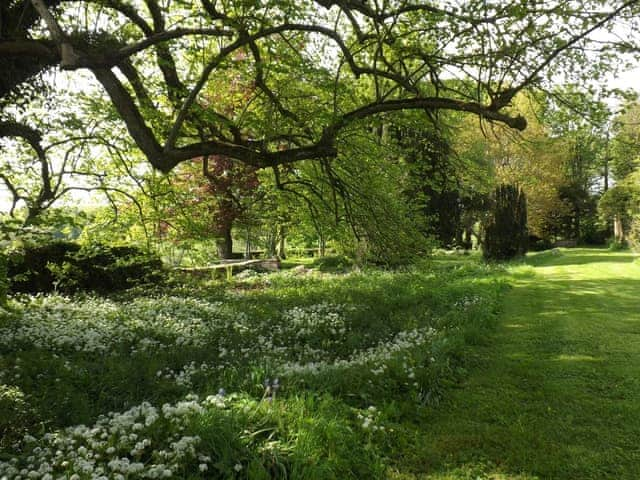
(216, 225), (233, 259)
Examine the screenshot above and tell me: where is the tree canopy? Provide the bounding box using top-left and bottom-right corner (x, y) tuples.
(2, 0), (640, 174)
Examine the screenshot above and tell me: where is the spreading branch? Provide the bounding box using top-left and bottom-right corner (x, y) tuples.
(1, 0), (636, 174)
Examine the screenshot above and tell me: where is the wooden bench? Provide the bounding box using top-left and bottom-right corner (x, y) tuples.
(176, 258), (280, 280)
(554, 239), (577, 248)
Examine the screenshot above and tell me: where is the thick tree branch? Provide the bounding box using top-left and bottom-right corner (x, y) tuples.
(12, 0), (638, 177)
(490, 0), (640, 109)
(29, 0), (80, 68)
(0, 173), (24, 217)
(91, 68), (165, 167)
(0, 121), (46, 159)
(116, 28), (233, 60)
(117, 59), (155, 111)
(324, 97), (527, 143)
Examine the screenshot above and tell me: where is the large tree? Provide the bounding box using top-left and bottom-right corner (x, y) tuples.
(2, 0), (639, 175)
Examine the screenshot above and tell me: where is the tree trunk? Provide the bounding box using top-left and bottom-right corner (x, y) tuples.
(455, 227), (464, 249)
(244, 227), (251, 259)
(276, 224), (286, 259)
(462, 227), (473, 250)
(614, 215), (625, 243)
(216, 226), (233, 259)
(264, 227), (274, 257)
(318, 234), (326, 257)
(23, 204), (43, 226)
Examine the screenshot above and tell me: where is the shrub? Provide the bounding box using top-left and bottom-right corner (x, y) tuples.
(608, 239), (628, 251)
(7, 242), (163, 294)
(7, 241), (80, 293)
(70, 243), (164, 292)
(483, 184), (528, 261)
(312, 255), (354, 272)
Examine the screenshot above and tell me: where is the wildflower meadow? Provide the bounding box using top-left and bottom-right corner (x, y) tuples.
(0, 257), (506, 479)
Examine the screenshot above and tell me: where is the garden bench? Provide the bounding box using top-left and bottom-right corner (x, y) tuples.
(554, 239), (577, 247)
(176, 258), (280, 280)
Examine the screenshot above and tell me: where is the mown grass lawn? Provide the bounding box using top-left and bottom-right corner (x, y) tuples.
(392, 248), (640, 480)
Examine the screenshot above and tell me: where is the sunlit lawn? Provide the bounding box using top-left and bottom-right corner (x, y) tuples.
(391, 248), (640, 480)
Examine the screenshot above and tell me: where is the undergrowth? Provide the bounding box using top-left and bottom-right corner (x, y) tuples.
(0, 256), (507, 479)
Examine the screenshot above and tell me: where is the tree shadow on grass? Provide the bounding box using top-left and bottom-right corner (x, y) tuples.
(404, 275), (640, 480)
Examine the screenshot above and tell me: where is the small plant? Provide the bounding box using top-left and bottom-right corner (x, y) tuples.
(0, 385), (34, 450)
(608, 239), (628, 251)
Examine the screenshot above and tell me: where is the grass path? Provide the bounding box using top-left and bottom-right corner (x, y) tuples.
(395, 249), (640, 480)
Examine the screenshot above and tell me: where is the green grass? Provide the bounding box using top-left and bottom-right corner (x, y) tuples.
(5, 248), (638, 479)
(389, 248), (640, 480)
(0, 255), (506, 478)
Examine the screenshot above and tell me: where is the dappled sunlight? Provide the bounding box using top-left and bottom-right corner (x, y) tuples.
(505, 352), (536, 361)
(405, 462), (540, 480)
(555, 354), (602, 362)
(527, 248), (639, 270)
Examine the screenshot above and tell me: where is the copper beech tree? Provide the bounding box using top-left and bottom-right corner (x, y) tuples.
(1, 0), (640, 177)
(169, 155), (260, 259)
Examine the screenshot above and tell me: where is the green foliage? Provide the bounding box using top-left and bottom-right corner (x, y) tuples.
(483, 185), (528, 261)
(598, 185), (636, 225)
(611, 102), (640, 182)
(7, 241), (163, 294)
(311, 255), (354, 272)
(0, 252), (8, 308)
(0, 384), (34, 450)
(269, 123), (434, 267)
(629, 216), (640, 253)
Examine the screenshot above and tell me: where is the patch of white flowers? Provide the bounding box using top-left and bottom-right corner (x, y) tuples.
(356, 406), (384, 432)
(454, 294), (483, 310)
(1, 296), (231, 355)
(0, 394), (225, 480)
(282, 302), (349, 339)
(1, 297), (359, 364)
(277, 326), (437, 377)
(0, 277), (498, 479)
(1, 293), (441, 391)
